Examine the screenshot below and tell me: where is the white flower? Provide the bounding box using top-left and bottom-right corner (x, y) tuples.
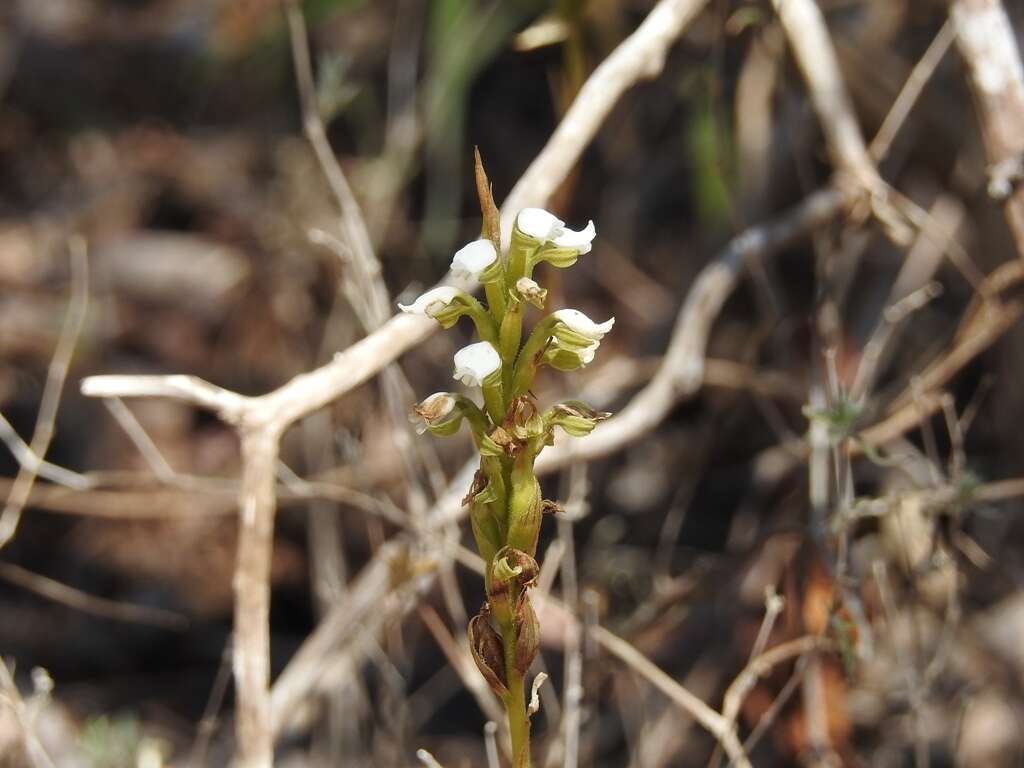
(398, 286), (460, 317)
(451, 239), (498, 280)
(453, 341), (502, 387)
(517, 208), (597, 255)
(553, 308), (615, 340)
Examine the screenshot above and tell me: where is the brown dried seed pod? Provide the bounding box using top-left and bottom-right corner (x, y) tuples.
(469, 610), (508, 698)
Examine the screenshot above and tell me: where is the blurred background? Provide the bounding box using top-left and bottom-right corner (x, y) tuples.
(2, 0), (1024, 765)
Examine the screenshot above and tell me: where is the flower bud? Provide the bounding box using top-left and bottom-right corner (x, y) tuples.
(515, 277), (547, 309)
(453, 341), (502, 388)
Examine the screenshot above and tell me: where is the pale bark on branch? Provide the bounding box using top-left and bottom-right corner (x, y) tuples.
(950, 0), (1024, 258)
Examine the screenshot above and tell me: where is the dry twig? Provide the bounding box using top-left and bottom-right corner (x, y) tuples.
(950, 0), (1024, 257)
(0, 239), (89, 550)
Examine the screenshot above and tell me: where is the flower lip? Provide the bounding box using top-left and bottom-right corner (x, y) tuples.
(451, 239), (498, 280)
(397, 286), (461, 317)
(517, 209), (597, 255)
(553, 220), (596, 254)
(578, 342), (598, 365)
(553, 308), (615, 340)
(517, 208), (565, 241)
(453, 341), (502, 387)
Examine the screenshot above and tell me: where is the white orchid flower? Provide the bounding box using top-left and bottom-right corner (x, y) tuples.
(516, 208), (597, 255)
(453, 341), (502, 387)
(451, 239), (500, 281)
(553, 309), (615, 341)
(397, 286), (461, 317)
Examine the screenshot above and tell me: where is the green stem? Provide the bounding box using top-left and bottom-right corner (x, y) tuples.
(468, 307), (500, 346)
(484, 280), (507, 323)
(482, 381), (506, 426)
(511, 316), (558, 398)
(502, 625), (531, 768)
(499, 302), (524, 404)
(507, 236), (539, 286)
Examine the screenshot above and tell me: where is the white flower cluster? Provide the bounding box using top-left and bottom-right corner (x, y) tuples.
(397, 207), (610, 389)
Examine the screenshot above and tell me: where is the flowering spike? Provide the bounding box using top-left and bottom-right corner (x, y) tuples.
(410, 193), (612, 768)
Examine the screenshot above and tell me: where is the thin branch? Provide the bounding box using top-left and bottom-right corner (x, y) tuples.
(869, 20), (955, 162)
(417, 605), (506, 727)
(770, 0), (876, 186)
(0, 239), (89, 551)
(81, 375), (248, 424)
(0, 411), (91, 490)
(283, 0), (390, 327)
(0, 561), (187, 630)
(102, 397), (178, 483)
(592, 625), (751, 768)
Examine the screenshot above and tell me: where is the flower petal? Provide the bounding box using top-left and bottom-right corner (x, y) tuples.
(516, 208), (564, 242)
(453, 341), (502, 387)
(397, 286), (461, 316)
(553, 308), (615, 340)
(552, 220), (596, 254)
(451, 239), (499, 280)
(579, 342), (598, 365)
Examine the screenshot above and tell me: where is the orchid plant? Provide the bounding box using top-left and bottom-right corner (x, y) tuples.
(401, 157), (612, 767)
